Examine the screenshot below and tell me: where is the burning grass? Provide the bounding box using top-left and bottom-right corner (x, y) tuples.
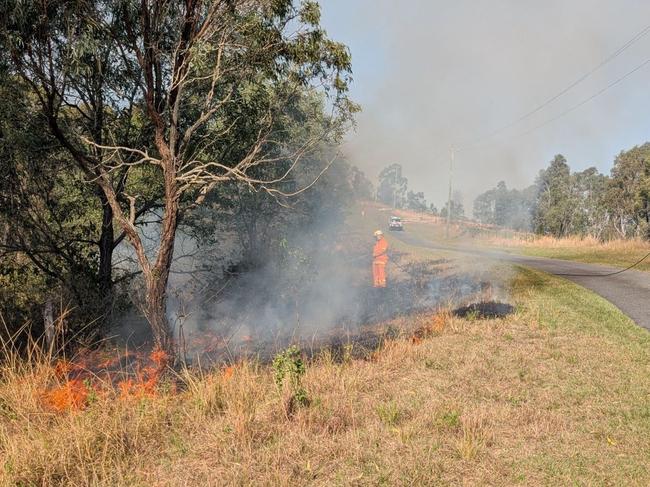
(7, 346), (173, 414)
(171, 256), (501, 367)
(2, 267), (650, 485)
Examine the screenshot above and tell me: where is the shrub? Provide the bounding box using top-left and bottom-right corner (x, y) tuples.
(272, 346), (309, 413)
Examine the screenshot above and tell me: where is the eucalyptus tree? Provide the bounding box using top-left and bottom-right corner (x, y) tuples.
(185, 89), (354, 270)
(533, 155), (573, 237)
(377, 164), (408, 208)
(2, 0), (355, 352)
(406, 190), (427, 212)
(1, 1), (162, 321)
(607, 144), (650, 238)
(570, 167), (609, 238)
(473, 181), (535, 231)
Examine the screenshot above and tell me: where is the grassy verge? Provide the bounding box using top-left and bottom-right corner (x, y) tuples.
(492, 237), (650, 271)
(2, 265), (650, 485)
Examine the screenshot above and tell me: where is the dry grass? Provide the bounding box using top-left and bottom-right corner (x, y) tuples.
(482, 234), (650, 271)
(484, 233), (649, 251)
(2, 267), (650, 486)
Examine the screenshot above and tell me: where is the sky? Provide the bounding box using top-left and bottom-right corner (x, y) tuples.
(319, 0), (650, 209)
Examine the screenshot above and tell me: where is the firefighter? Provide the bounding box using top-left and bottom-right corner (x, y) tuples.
(372, 230), (389, 288)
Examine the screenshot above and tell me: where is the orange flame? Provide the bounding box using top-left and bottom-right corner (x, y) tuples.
(410, 311), (449, 344)
(43, 379), (90, 411)
(222, 365), (235, 381)
(115, 348), (169, 399)
(150, 349), (169, 367)
(42, 347), (172, 411)
(53, 359), (73, 378)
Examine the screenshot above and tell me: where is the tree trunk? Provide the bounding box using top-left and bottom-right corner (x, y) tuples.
(143, 181), (179, 355)
(43, 298), (54, 353)
(144, 272), (173, 353)
(98, 195), (114, 296)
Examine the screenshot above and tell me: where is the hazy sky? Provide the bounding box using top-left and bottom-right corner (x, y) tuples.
(320, 0), (650, 208)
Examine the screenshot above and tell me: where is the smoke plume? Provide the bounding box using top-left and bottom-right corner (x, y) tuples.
(321, 0), (650, 207)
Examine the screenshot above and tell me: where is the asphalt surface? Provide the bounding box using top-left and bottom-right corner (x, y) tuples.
(393, 231), (650, 331)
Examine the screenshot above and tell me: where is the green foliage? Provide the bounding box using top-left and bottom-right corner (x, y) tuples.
(440, 198), (465, 220)
(570, 167), (609, 236)
(474, 148), (650, 240)
(376, 163), (433, 212)
(465, 309), (480, 321)
(439, 410), (461, 429)
(533, 155), (573, 237)
(83, 379), (99, 406)
(272, 345), (309, 407)
(407, 190), (428, 212)
(273, 345), (306, 388)
(606, 143), (650, 238)
(0, 0), (360, 347)
(423, 358), (444, 370)
(299, 1), (321, 25)
(0, 79), (118, 338)
(350, 166), (374, 200)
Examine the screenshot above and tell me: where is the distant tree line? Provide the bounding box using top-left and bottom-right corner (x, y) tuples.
(376, 163), (465, 217)
(473, 144), (650, 239)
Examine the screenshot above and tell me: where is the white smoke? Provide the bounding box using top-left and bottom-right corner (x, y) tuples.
(321, 0), (650, 207)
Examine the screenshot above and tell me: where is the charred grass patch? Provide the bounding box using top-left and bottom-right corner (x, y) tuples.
(3, 267), (650, 485)
(180, 255), (497, 366)
(453, 301), (515, 320)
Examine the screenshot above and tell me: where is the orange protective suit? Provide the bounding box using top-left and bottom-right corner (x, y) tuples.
(372, 237), (389, 288)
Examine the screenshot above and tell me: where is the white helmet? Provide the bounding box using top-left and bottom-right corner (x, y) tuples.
(374, 230), (383, 237)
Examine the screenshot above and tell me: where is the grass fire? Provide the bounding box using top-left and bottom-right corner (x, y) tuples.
(3, 1), (650, 485)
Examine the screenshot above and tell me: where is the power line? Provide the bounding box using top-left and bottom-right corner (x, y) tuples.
(554, 251), (650, 277)
(424, 23), (650, 214)
(516, 55), (650, 138)
(457, 22), (650, 151)
(424, 27), (650, 278)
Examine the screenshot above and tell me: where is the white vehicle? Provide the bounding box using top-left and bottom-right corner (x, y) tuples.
(389, 216), (404, 231)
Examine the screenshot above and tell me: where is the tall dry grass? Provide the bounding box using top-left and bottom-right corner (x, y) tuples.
(2, 274), (650, 485)
(484, 233), (650, 251)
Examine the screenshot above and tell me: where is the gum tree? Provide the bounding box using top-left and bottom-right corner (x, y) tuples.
(2, 0), (356, 353)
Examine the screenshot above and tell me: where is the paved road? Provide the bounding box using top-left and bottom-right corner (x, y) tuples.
(393, 231), (650, 331)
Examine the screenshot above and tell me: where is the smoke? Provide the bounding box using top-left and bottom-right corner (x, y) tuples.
(107, 0), (649, 353)
(156, 210), (368, 361)
(321, 0), (650, 208)
(161, 215), (516, 364)
(109, 196), (514, 364)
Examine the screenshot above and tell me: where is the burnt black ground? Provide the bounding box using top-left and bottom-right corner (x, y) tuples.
(393, 231), (650, 332)
(453, 301), (515, 319)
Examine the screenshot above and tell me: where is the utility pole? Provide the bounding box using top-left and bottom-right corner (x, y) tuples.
(392, 166), (397, 209)
(445, 146), (454, 239)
